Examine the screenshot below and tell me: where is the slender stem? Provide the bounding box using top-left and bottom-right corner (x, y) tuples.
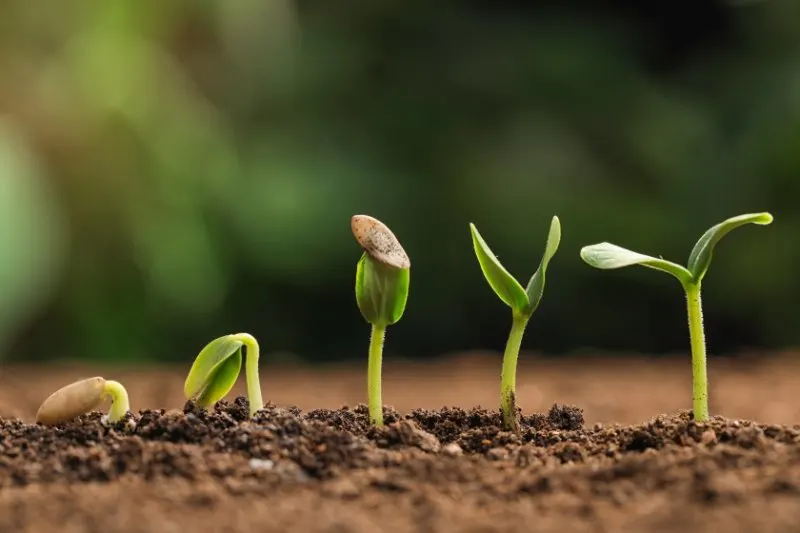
(232, 333), (263, 417)
(368, 324), (387, 427)
(501, 312), (530, 432)
(684, 282), (709, 421)
(103, 380), (130, 422)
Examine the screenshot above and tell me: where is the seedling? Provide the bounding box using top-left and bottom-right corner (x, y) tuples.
(352, 214), (410, 427)
(580, 212), (773, 421)
(469, 216), (561, 433)
(184, 333), (263, 417)
(36, 376), (130, 426)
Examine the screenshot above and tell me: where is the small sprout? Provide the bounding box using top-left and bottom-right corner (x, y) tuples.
(36, 376), (130, 426)
(352, 214), (410, 427)
(580, 212), (773, 421)
(470, 216), (561, 433)
(184, 333), (263, 417)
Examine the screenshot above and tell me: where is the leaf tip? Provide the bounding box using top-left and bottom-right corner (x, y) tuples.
(579, 243), (601, 262)
(548, 215), (562, 244)
(755, 212), (774, 225)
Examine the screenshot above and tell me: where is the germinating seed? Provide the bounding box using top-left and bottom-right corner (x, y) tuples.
(36, 377), (106, 426)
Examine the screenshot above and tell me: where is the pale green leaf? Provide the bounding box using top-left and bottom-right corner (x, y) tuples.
(687, 212), (773, 282)
(194, 350), (242, 407)
(580, 242), (692, 285)
(469, 223), (528, 312)
(184, 335), (244, 405)
(523, 216), (562, 315)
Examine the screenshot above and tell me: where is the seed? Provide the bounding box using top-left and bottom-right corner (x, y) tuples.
(36, 377), (107, 426)
(351, 215), (410, 269)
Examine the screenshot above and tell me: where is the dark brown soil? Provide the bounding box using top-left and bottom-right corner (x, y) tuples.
(2, 354), (800, 532)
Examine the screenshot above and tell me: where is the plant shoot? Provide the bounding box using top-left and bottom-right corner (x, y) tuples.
(36, 376), (130, 426)
(580, 212), (773, 421)
(184, 332), (263, 417)
(469, 215), (561, 433)
(352, 214), (410, 427)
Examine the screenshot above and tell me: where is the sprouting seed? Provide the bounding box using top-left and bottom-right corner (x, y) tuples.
(352, 214), (410, 427)
(184, 333), (263, 418)
(469, 216), (561, 433)
(36, 376), (130, 426)
(580, 212), (773, 422)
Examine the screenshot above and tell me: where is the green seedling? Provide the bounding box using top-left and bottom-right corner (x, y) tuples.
(36, 376), (130, 426)
(184, 333), (263, 417)
(469, 216), (561, 433)
(352, 214), (410, 427)
(580, 212), (773, 421)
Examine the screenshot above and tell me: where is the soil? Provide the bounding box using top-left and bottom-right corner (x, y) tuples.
(2, 353), (800, 533)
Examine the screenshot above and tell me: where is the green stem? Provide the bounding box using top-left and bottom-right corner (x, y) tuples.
(368, 324), (386, 427)
(501, 312), (530, 432)
(684, 282), (709, 421)
(103, 380), (130, 422)
(232, 333), (263, 417)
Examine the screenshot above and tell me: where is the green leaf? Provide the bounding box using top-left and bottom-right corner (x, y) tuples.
(523, 216), (562, 315)
(388, 266), (410, 324)
(184, 335), (244, 406)
(687, 212), (773, 283)
(195, 351), (242, 407)
(580, 242), (693, 285)
(469, 223), (528, 312)
(355, 253), (410, 327)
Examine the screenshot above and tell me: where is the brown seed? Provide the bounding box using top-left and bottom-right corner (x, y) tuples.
(36, 377), (107, 426)
(351, 215), (410, 269)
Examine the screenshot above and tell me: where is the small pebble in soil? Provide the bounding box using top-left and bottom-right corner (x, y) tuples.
(249, 459), (275, 471)
(441, 443), (463, 457)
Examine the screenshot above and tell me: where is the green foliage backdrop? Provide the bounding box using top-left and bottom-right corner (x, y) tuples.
(1, 1), (798, 364)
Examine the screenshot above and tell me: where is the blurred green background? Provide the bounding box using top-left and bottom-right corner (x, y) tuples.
(1, 0), (798, 366)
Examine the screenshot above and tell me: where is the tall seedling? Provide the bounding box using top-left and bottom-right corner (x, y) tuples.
(580, 212), (773, 421)
(352, 215), (411, 427)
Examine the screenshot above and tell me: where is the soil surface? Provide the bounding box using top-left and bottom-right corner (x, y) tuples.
(2, 353), (800, 533)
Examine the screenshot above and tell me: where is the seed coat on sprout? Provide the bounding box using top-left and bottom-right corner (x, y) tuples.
(351, 214), (411, 269)
(352, 214), (410, 427)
